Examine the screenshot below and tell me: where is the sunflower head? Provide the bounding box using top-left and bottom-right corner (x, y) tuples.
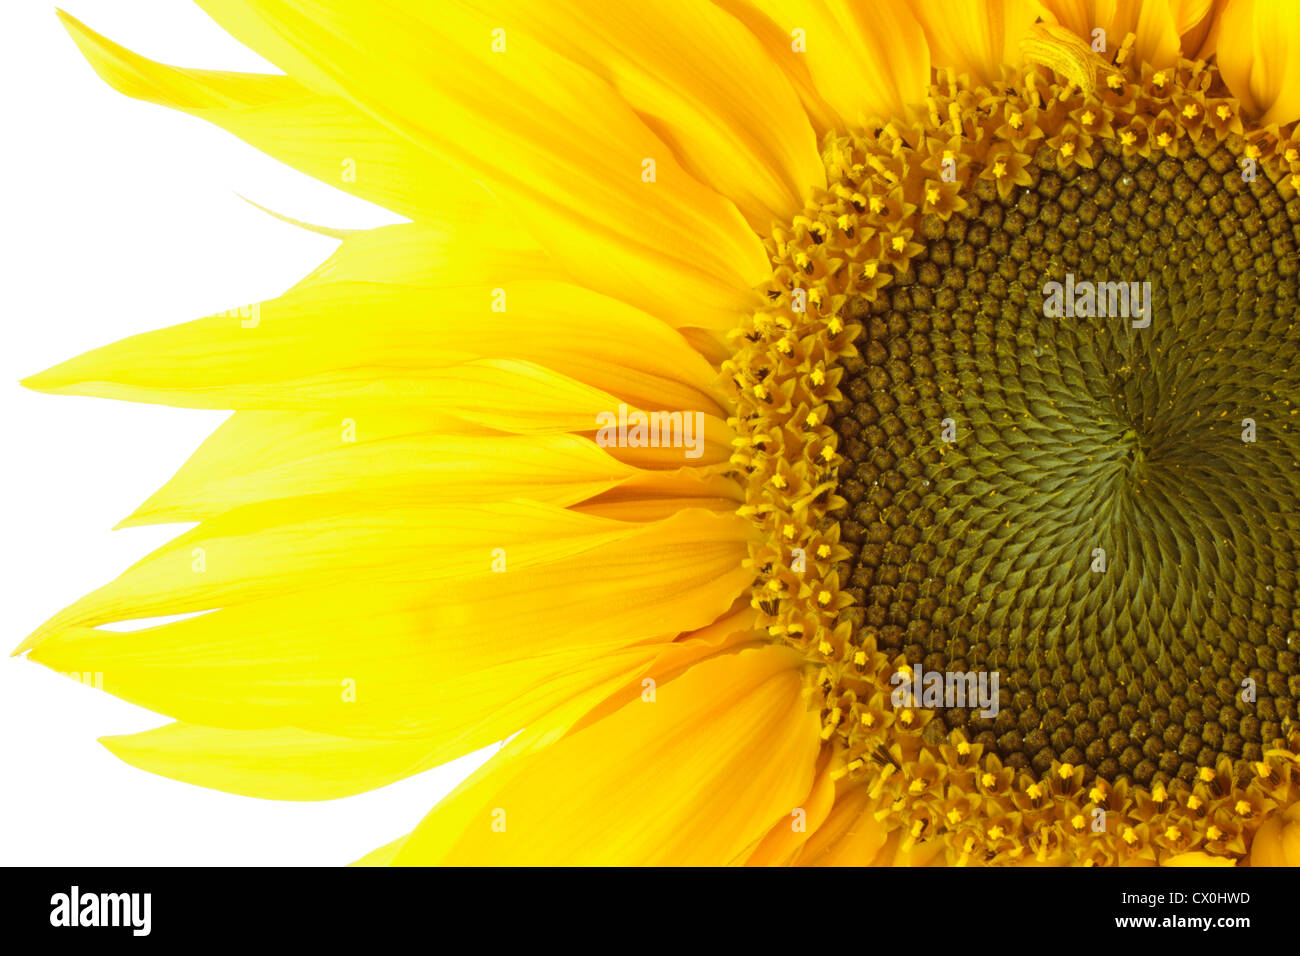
(18, 0), (1300, 866)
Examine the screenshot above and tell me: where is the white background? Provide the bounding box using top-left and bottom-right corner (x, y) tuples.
(1, 1), (493, 865)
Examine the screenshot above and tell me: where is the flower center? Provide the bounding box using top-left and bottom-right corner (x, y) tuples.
(726, 44), (1300, 864)
(833, 138), (1300, 791)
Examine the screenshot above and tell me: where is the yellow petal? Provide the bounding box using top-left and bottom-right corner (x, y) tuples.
(744, 752), (839, 865)
(710, 0), (840, 136)
(793, 782), (891, 865)
(1039, 0), (1182, 68)
(24, 276), (722, 414)
(870, 829), (948, 866)
(295, 221), (554, 290)
(100, 723), (445, 800)
(345, 609), (757, 862)
(1170, 0), (1217, 36)
(574, 495), (739, 522)
(196, 0), (769, 331)
(100, 609), (758, 804)
(16, 499), (647, 654)
(29, 511), (752, 755)
(388, 645), (820, 864)
(1162, 851), (1239, 866)
(1284, 813), (1300, 867)
(58, 10), (488, 224)
(1178, 0), (1226, 59)
(913, 0), (1050, 83)
(1248, 809), (1299, 866)
(495, 0), (824, 230)
(123, 410), (739, 527)
(123, 417), (639, 526)
(735, 0), (930, 127)
(353, 834), (408, 865)
(1216, 0), (1300, 126)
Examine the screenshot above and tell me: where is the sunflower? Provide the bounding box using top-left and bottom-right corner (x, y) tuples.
(18, 0), (1300, 867)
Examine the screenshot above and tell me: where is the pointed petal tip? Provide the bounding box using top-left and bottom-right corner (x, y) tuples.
(11, 630), (41, 658)
(235, 193), (356, 239)
(97, 732), (133, 761)
(13, 610), (89, 659)
(54, 8), (110, 60)
(112, 509), (187, 531)
(20, 371), (54, 393)
(111, 516), (143, 531)
(20, 363), (78, 395)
